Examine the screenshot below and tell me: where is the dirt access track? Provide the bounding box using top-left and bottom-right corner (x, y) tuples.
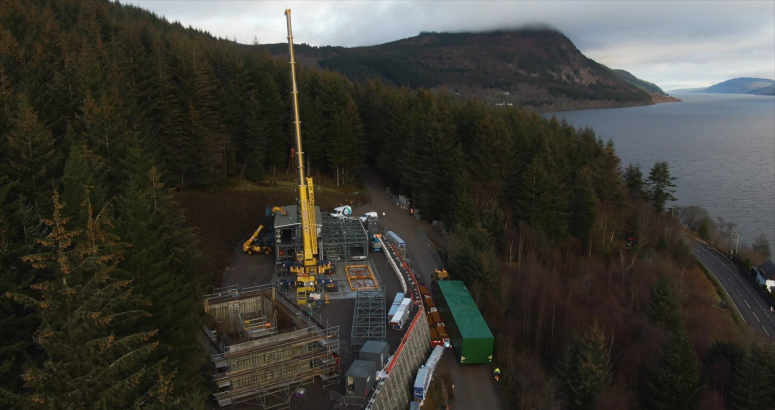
(358, 172), (504, 410)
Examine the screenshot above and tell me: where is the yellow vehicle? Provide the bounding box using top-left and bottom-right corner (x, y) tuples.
(433, 269), (450, 283)
(270, 206), (288, 216)
(243, 225), (273, 255)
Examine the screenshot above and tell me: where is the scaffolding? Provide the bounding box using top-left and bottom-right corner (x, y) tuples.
(204, 284), (340, 409)
(319, 216), (370, 262)
(351, 290), (387, 352)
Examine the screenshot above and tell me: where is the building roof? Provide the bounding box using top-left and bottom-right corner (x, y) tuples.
(758, 260), (775, 280)
(345, 359), (375, 378)
(273, 204), (323, 229)
(359, 340), (388, 355)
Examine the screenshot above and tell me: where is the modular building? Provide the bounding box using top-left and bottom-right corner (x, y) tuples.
(390, 298), (412, 330)
(345, 359), (377, 398)
(413, 366), (430, 400)
(435, 281), (494, 364)
(388, 292), (404, 321)
(359, 340), (390, 370)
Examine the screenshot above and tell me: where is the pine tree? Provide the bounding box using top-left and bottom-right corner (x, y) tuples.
(2, 191), (176, 409)
(415, 91), (460, 221)
(558, 320), (612, 410)
(624, 162), (646, 198)
(259, 74), (288, 176)
(448, 148), (477, 232)
(570, 178), (597, 244)
(118, 22), (156, 137)
(230, 57), (265, 181)
(0, 175), (38, 397)
(326, 99), (365, 185)
(511, 154), (569, 240)
(0, 67), (14, 137)
(589, 142), (626, 205)
(731, 344), (775, 410)
(191, 45), (227, 183)
(752, 234), (771, 259)
(644, 330), (703, 410)
(298, 83), (325, 176)
(647, 161), (677, 214)
(115, 137), (203, 380)
(448, 226), (499, 290)
(394, 94), (423, 201)
(149, 38), (186, 184)
(5, 94), (58, 205)
(645, 275), (682, 332)
(472, 114), (513, 186)
(61, 142), (103, 231)
(76, 90), (130, 183)
(243, 90), (267, 181)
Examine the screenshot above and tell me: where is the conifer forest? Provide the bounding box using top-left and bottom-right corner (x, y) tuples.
(0, 1), (773, 409)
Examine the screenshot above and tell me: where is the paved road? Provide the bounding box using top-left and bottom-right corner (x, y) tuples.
(693, 243), (775, 339)
(355, 172), (503, 410)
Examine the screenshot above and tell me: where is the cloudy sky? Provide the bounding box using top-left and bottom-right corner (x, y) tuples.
(125, 1), (774, 91)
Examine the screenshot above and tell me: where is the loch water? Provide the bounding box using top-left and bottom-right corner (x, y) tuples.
(547, 93), (775, 254)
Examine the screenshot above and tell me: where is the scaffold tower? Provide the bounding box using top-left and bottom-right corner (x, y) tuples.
(351, 290), (387, 351)
(319, 216), (370, 262)
(203, 284), (340, 409)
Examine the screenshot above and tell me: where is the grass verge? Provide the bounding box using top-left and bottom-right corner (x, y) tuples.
(697, 261), (746, 332)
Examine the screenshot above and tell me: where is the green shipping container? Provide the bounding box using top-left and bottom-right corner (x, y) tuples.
(436, 281), (494, 364)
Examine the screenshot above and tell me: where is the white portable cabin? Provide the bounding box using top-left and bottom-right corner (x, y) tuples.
(386, 231), (407, 258)
(387, 293), (404, 322)
(386, 231), (406, 249)
(425, 345), (444, 372)
(389, 298), (412, 330)
(413, 366), (431, 400)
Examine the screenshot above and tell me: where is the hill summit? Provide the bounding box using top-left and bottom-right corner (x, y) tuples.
(259, 29), (654, 111)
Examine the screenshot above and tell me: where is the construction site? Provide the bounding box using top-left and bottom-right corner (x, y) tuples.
(196, 9), (495, 410)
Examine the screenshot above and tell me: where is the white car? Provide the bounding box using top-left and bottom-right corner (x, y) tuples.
(359, 212), (378, 223)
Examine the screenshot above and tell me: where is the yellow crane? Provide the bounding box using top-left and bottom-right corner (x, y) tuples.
(285, 9), (319, 305)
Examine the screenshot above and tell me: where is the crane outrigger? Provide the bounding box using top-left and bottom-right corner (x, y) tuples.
(284, 9), (319, 305)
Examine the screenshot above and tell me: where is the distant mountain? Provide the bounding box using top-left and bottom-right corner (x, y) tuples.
(747, 84), (775, 96)
(668, 87), (706, 93)
(609, 68), (666, 95)
(258, 30), (653, 111)
(695, 77), (774, 94)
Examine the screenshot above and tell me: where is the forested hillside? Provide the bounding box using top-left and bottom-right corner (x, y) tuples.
(1, 1), (773, 409)
(260, 30), (653, 111)
(609, 68), (667, 95)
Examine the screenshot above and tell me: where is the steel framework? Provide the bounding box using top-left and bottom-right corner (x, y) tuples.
(351, 290), (387, 352)
(319, 216), (369, 262)
(204, 284), (340, 409)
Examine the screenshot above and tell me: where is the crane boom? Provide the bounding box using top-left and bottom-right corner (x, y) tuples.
(285, 9), (318, 305)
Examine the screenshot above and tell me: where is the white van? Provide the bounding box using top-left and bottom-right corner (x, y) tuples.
(359, 212), (378, 223)
(330, 205), (353, 219)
